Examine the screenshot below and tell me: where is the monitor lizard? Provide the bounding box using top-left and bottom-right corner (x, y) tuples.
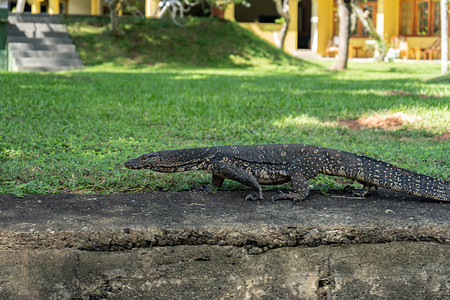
(125, 144), (449, 202)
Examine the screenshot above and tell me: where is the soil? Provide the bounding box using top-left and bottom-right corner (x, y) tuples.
(340, 112), (421, 130)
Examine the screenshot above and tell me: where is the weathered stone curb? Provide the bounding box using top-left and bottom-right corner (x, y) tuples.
(1, 190), (449, 250)
(1, 224), (449, 252)
(1, 190), (449, 299)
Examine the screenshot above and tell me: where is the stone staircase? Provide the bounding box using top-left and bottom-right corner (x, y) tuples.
(7, 12), (82, 72)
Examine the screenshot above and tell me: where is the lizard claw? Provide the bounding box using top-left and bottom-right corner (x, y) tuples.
(352, 189), (366, 198)
(192, 185), (211, 192)
(245, 193), (262, 202)
(271, 192), (306, 203)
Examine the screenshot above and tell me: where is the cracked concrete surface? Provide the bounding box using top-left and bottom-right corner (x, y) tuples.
(0, 189), (449, 299)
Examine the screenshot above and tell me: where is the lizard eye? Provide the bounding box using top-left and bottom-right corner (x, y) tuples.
(141, 153), (155, 160)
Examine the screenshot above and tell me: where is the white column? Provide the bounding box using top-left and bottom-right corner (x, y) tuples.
(376, 0), (384, 37)
(441, 0), (448, 74)
(311, 0), (318, 53)
(146, 0), (151, 17)
(15, 0), (26, 12)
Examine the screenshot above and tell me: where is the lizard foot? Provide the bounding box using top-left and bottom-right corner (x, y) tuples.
(245, 193), (263, 202)
(271, 191), (306, 203)
(193, 185), (218, 194)
(351, 189), (367, 198)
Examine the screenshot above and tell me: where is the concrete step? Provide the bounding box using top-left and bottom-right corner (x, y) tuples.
(8, 13), (63, 24)
(13, 57), (83, 67)
(11, 57), (83, 71)
(7, 29), (70, 39)
(8, 42), (76, 52)
(8, 23), (68, 34)
(13, 64), (83, 72)
(11, 50), (79, 59)
(7, 12), (83, 72)
(7, 36), (73, 44)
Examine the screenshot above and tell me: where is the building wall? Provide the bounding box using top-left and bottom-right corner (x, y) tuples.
(67, 0), (91, 15)
(231, 0), (298, 53)
(384, 0), (399, 43)
(22, 0), (448, 59)
(316, 0), (333, 55)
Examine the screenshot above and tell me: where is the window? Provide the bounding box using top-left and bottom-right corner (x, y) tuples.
(355, 2), (377, 37)
(400, 0), (414, 35)
(234, 0), (279, 23)
(400, 0), (447, 36)
(333, 1), (378, 38)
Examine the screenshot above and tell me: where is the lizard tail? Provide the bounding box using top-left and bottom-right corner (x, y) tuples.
(358, 156), (449, 202)
(325, 151), (449, 202)
(375, 165), (448, 201)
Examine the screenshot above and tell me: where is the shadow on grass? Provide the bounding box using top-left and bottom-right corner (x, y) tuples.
(66, 16), (314, 69)
(426, 74), (450, 84)
(1, 63), (449, 195)
(2, 68), (447, 134)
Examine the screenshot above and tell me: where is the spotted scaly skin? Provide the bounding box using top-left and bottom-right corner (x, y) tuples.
(125, 144), (449, 202)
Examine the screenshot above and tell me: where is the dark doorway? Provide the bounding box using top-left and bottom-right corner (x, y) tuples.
(297, 0), (312, 49)
(9, 1), (32, 12)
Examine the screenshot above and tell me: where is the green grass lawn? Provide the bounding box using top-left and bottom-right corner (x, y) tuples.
(0, 18), (449, 196)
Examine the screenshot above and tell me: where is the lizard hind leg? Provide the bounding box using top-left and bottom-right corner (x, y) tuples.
(271, 174), (310, 203)
(271, 155), (325, 203)
(352, 181), (378, 197)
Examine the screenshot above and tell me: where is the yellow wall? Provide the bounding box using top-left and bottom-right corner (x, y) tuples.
(30, 0), (42, 14)
(67, 0), (91, 15)
(285, 0), (298, 53)
(145, 0), (159, 18)
(48, 0), (60, 14)
(91, 0), (101, 15)
(407, 36), (444, 48)
(224, 3), (235, 21)
(317, 0), (334, 55)
(384, 0), (399, 43)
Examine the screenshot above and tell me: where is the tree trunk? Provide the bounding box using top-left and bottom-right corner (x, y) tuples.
(441, 0), (448, 75)
(107, 0), (125, 37)
(351, 2), (386, 61)
(330, 0), (351, 71)
(273, 0), (290, 49)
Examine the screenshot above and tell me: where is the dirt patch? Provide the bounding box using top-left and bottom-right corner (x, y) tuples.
(340, 112), (421, 131)
(430, 132), (450, 141)
(385, 90), (439, 99)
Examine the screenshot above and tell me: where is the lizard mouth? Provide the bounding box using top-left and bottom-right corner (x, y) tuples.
(125, 158), (142, 169)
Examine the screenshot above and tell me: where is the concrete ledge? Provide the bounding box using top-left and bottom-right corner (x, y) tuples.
(0, 190), (449, 299)
(1, 243), (448, 299)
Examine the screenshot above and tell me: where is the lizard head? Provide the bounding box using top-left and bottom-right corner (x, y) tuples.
(125, 150), (196, 173)
(125, 152), (167, 170)
(126, 148), (212, 173)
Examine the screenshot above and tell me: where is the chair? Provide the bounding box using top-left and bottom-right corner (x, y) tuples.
(364, 40), (377, 58)
(390, 35), (409, 59)
(423, 38), (441, 60)
(349, 45), (363, 58)
(325, 36), (339, 57)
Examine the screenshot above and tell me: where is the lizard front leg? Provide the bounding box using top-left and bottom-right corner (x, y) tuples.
(211, 163), (263, 201)
(194, 174), (224, 193)
(211, 173), (225, 189)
